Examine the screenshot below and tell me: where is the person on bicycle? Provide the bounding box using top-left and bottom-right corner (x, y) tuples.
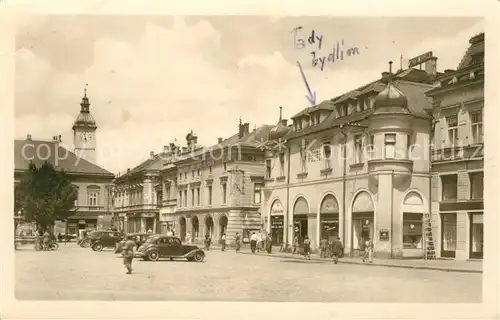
(42, 231), (50, 250)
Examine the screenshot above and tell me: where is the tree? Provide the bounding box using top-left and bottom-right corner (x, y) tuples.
(15, 162), (78, 232)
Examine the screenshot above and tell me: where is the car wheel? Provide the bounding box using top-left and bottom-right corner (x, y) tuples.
(50, 243), (59, 251)
(93, 243), (103, 251)
(147, 250), (160, 261)
(193, 251), (205, 262)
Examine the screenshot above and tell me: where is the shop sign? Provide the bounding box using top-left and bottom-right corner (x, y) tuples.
(408, 51), (433, 68)
(321, 219), (338, 224)
(379, 229), (390, 241)
(270, 200), (284, 215)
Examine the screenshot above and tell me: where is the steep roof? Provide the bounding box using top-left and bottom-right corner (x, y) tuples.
(457, 33), (484, 70)
(285, 79), (432, 140)
(14, 139), (114, 177)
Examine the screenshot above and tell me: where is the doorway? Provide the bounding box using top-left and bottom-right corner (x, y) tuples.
(469, 213), (483, 259)
(179, 217), (187, 241)
(441, 213), (457, 258)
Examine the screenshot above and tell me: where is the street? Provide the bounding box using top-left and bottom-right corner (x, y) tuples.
(15, 244), (482, 302)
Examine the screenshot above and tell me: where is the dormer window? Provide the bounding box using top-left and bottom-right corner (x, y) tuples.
(316, 113), (321, 124)
(340, 104), (348, 117)
(359, 98), (366, 111)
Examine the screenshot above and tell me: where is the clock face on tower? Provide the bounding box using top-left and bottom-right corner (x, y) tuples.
(79, 132), (93, 142)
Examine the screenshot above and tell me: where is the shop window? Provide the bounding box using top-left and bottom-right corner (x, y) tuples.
(441, 213), (457, 254)
(441, 174), (458, 200)
(384, 133), (396, 159)
(402, 213), (423, 249)
(470, 213), (483, 258)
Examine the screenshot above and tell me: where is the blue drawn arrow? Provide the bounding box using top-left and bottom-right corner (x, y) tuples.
(296, 61), (316, 107)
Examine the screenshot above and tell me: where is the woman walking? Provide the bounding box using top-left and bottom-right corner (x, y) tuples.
(235, 232), (241, 252)
(265, 234), (273, 254)
(221, 233), (227, 251)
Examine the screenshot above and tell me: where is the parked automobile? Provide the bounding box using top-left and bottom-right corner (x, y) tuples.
(89, 230), (122, 251)
(135, 235), (205, 262)
(114, 233), (154, 254)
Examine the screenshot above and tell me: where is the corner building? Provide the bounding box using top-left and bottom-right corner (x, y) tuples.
(159, 123), (272, 245)
(261, 60), (440, 258)
(426, 33), (484, 260)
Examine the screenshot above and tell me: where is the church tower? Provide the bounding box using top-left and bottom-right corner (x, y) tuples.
(73, 84), (97, 164)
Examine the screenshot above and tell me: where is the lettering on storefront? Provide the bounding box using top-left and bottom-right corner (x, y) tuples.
(379, 229), (390, 241)
(270, 200), (284, 215)
(408, 51), (433, 68)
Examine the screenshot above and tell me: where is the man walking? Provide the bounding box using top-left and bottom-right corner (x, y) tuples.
(204, 234), (211, 251)
(122, 235), (136, 274)
(250, 232), (258, 254)
(235, 232), (241, 252)
(221, 233), (226, 251)
(292, 235), (299, 255)
(332, 237), (343, 264)
(320, 237), (329, 258)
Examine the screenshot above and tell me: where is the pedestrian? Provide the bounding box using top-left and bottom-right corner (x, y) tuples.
(292, 235), (299, 255)
(332, 237), (343, 264)
(265, 234), (272, 254)
(235, 232), (241, 252)
(122, 235), (136, 274)
(204, 234), (211, 251)
(320, 237), (329, 258)
(42, 231), (50, 251)
(186, 232), (191, 244)
(303, 236), (311, 259)
(256, 232), (262, 252)
(221, 233), (226, 251)
(250, 232), (258, 253)
(362, 238), (373, 263)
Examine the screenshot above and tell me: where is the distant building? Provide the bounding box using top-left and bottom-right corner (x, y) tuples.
(425, 33), (484, 260)
(14, 90), (114, 235)
(159, 123), (272, 244)
(113, 147), (176, 233)
(261, 57), (440, 259)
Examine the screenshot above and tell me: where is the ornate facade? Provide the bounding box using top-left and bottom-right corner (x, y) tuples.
(426, 33), (484, 260)
(261, 59), (439, 259)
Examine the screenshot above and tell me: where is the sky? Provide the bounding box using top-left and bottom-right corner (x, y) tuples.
(14, 15), (484, 174)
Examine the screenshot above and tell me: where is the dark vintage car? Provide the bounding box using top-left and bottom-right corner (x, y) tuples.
(89, 230), (122, 251)
(114, 233), (155, 254)
(135, 235), (205, 262)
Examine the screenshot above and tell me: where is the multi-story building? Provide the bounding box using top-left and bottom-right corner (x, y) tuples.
(14, 90), (115, 235)
(159, 122), (272, 244)
(425, 33), (484, 260)
(261, 57), (442, 259)
(113, 147), (175, 233)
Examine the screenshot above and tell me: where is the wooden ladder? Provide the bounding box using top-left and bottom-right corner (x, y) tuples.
(423, 212), (436, 260)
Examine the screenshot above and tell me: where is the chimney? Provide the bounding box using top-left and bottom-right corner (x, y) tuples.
(425, 57), (437, 76)
(381, 71), (391, 81)
(281, 119), (288, 126)
(58, 135), (62, 142)
(218, 137), (223, 144)
(150, 151), (155, 159)
(127, 168), (130, 173)
(239, 121), (250, 139)
(26, 133), (32, 141)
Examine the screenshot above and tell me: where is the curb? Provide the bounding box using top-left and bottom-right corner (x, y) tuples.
(237, 251), (483, 274)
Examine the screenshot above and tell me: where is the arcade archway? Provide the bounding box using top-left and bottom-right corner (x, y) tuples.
(179, 216), (187, 241)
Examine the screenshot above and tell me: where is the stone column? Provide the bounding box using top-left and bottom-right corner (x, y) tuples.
(307, 214), (318, 252)
(141, 218), (146, 233)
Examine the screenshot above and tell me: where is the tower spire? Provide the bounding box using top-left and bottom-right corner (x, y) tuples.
(84, 83), (88, 98)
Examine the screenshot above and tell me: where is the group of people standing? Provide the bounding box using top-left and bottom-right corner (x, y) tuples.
(249, 232), (272, 254)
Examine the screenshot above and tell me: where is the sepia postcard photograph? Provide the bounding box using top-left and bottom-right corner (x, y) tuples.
(1, 1), (499, 320)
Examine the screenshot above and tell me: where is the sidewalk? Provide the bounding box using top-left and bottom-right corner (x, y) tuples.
(236, 248), (483, 273)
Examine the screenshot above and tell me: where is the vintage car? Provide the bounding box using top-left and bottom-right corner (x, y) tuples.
(89, 230), (122, 251)
(114, 233), (155, 254)
(135, 235), (205, 262)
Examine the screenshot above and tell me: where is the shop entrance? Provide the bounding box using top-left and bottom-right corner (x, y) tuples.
(320, 194), (340, 242)
(270, 215), (284, 245)
(351, 191), (375, 257)
(469, 213), (483, 259)
(293, 197), (310, 245)
(441, 213), (457, 258)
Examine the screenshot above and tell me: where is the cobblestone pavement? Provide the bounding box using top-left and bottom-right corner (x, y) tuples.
(15, 244), (482, 302)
